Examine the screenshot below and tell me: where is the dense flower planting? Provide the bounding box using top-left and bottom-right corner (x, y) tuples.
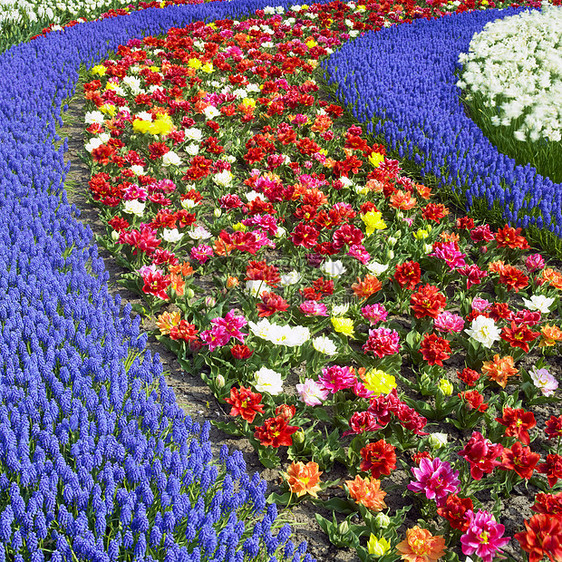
(0, 0), (211, 53)
(456, 3), (562, 183)
(0, 0), (381, 560)
(322, 4), (562, 246)
(79, 0), (562, 559)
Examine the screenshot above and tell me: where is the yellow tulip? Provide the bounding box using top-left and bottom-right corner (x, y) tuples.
(132, 119), (152, 134)
(368, 151), (385, 168)
(91, 64), (106, 76)
(331, 317), (355, 337)
(363, 369), (397, 395)
(362, 211), (387, 236)
(367, 535), (391, 557)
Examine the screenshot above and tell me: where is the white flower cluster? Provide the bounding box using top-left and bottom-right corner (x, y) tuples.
(0, 0), (131, 32)
(248, 318), (310, 346)
(457, 2), (562, 143)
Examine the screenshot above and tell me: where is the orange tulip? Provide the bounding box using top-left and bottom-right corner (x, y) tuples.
(283, 461), (322, 498)
(345, 474), (387, 512)
(396, 526), (446, 562)
(482, 354), (518, 388)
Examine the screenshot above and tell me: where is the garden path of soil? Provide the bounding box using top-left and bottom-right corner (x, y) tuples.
(59, 85), (557, 562)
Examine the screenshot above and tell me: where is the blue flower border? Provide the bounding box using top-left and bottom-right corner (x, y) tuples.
(322, 8), (562, 235)
(0, 2), (338, 560)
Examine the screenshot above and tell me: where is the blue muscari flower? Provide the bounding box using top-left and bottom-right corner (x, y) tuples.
(277, 524), (291, 546)
(243, 536), (261, 558)
(11, 529), (22, 551)
(294, 541), (309, 558)
(9, 483), (25, 521)
(134, 533), (147, 558)
(150, 525), (162, 548)
(108, 533), (122, 562)
(132, 504), (149, 535)
(284, 540), (295, 558)
(0, 507), (13, 542)
(265, 534), (279, 555)
(31, 552), (45, 562)
(200, 525), (218, 556)
(163, 509), (176, 533)
(123, 530), (134, 550)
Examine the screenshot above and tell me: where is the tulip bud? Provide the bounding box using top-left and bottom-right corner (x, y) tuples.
(423, 243), (433, 254)
(374, 512), (391, 529)
(387, 236), (398, 247)
(420, 372), (432, 390)
(226, 276), (239, 289)
(367, 534), (391, 556)
(438, 378), (453, 396)
(428, 432), (448, 449)
(338, 520), (350, 535)
(111, 230), (120, 241)
(387, 249), (394, 260)
(214, 207), (222, 218)
(186, 288), (195, 299)
(215, 374), (225, 388)
(292, 429), (305, 445)
(205, 296), (216, 308)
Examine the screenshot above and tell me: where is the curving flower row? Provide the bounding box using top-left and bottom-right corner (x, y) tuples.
(80, 0), (562, 559)
(322, 4), (562, 243)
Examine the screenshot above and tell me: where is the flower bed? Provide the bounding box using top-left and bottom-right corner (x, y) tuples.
(0, 0), (214, 53)
(0, 0), (359, 560)
(322, 4), (562, 245)
(74, 0), (562, 560)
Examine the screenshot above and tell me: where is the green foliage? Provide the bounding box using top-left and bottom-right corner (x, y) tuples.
(461, 90), (562, 183)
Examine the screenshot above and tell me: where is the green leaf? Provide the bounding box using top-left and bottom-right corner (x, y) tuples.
(257, 446), (281, 469)
(316, 497), (357, 515)
(267, 491), (293, 506)
(311, 407), (333, 423)
(315, 513), (335, 536)
(314, 513), (360, 549)
(211, 420), (244, 437)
